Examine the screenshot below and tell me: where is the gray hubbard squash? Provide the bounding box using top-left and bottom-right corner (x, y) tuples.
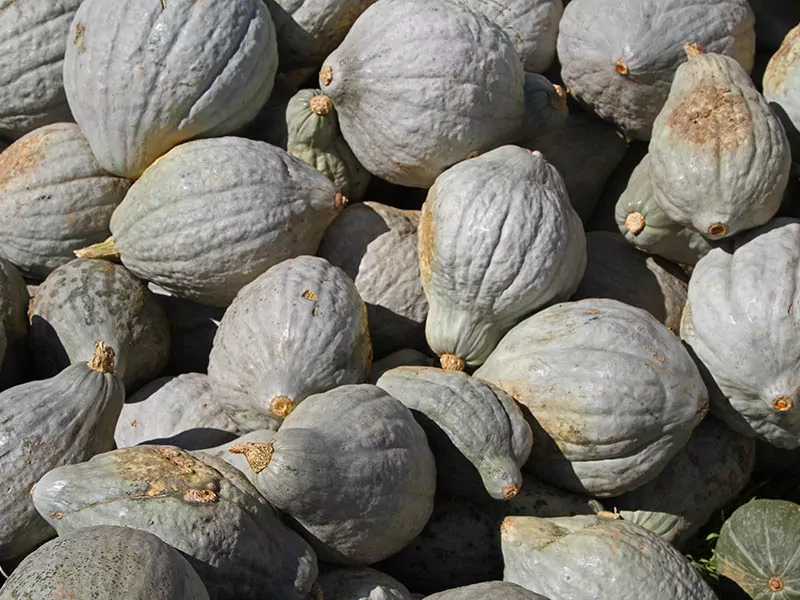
(474, 298), (709, 497)
(426, 582), (550, 600)
(228, 384), (436, 565)
(680, 217), (800, 449)
(523, 112), (629, 223)
(286, 89), (371, 201)
(0, 525), (210, 600)
(207, 255), (372, 421)
(317, 202), (428, 358)
(77, 137), (345, 308)
(265, 0), (377, 69)
(557, 0), (755, 140)
(0, 1), (79, 139)
(648, 44), (791, 239)
(501, 515), (718, 600)
(614, 153), (713, 266)
(457, 0), (563, 73)
(0, 257), (29, 390)
(30, 445), (318, 600)
(318, 0), (526, 188)
(313, 567), (413, 600)
(419, 146), (586, 371)
(763, 23), (800, 166)
(716, 499), (800, 600)
(612, 415), (756, 549)
(0, 341), (124, 561)
(27, 258), (170, 391)
(0, 123), (130, 280)
(369, 349), (437, 383)
(520, 73), (569, 139)
(376, 366), (532, 501)
(573, 231), (688, 334)
(63, 0), (279, 179)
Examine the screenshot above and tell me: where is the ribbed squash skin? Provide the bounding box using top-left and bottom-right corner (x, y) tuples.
(420, 146), (586, 368)
(475, 298), (708, 497)
(501, 515), (718, 600)
(764, 23), (800, 164)
(63, 0), (279, 178)
(0, 526), (210, 600)
(649, 51), (791, 239)
(0, 258), (29, 390)
(319, 0), (526, 188)
(31, 446), (318, 600)
(0, 346), (124, 561)
(0, 123), (129, 280)
(557, 0), (755, 140)
(680, 218), (800, 449)
(0, 1), (79, 139)
(109, 137), (343, 307)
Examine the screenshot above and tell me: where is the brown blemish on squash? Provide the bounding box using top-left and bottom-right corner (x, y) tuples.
(229, 441), (274, 473)
(440, 353), (466, 372)
(269, 395), (295, 417)
(309, 94), (333, 116)
(0, 132), (51, 189)
(625, 211), (646, 235)
(502, 482), (520, 499)
(615, 58), (629, 76)
(418, 195), (435, 284)
(769, 576), (785, 592)
(707, 222), (728, 238)
(551, 84), (567, 110)
(764, 25), (800, 93)
(598, 507), (622, 519)
(334, 192), (348, 211)
(87, 340), (115, 374)
(684, 42), (706, 59)
(500, 517), (514, 534)
(301, 289), (318, 302)
(183, 489), (217, 503)
(665, 85), (751, 152)
(773, 396), (793, 412)
(320, 65), (333, 86)
(50, 512), (64, 520)
(73, 23), (86, 53)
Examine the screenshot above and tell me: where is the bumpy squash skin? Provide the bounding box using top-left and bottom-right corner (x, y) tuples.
(376, 366), (532, 501)
(557, 0), (755, 140)
(475, 298), (709, 497)
(0, 525), (210, 600)
(319, 0), (526, 188)
(680, 218), (800, 449)
(0, 123), (129, 280)
(31, 445), (318, 600)
(110, 137), (342, 307)
(501, 515), (718, 600)
(614, 153), (713, 265)
(0, 258), (29, 390)
(64, 0), (278, 178)
(613, 416), (755, 548)
(0, 349), (124, 561)
(314, 567), (413, 600)
(574, 231), (688, 334)
(240, 384), (436, 565)
(317, 202), (428, 358)
(420, 146), (586, 368)
(649, 51), (791, 239)
(426, 582), (550, 600)
(0, 1), (78, 139)
(28, 259), (170, 391)
(202, 429), (279, 487)
(208, 256), (371, 421)
(458, 0), (563, 73)
(764, 24), (800, 166)
(716, 499), (800, 600)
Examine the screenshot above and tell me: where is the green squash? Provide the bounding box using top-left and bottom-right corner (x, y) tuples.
(31, 445), (318, 600)
(426, 582), (550, 600)
(763, 23), (800, 166)
(0, 341), (124, 561)
(0, 257), (29, 390)
(716, 499), (800, 599)
(0, 525), (210, 600)
(63, 0), (279, 178)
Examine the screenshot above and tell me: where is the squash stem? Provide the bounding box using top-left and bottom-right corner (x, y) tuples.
(74, 236), (121, 261)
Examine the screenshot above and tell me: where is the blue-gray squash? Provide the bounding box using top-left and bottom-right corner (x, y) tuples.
(419, 146), (586, 370)
(475, 298), (709, 497)
(63, 0), (279, 178)
(763, 23), (800, 166)
(318, 0), (526, 188)
(426, 582), (550, 600)
(0, 525), (210, 600)
(0, 341), (124, 561)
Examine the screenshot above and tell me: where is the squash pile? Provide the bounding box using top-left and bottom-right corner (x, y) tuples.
(0, 1), (799, 599)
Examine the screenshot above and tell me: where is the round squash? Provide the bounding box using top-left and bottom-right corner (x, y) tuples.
(680, 217), (800, 449)
(0, 1), (79, 139)
(314, 567), (413, 600)
(716, 499), (800, 600)
(419, 146), (586, 370)
(763, 23), (800, 166)
(28, 258), (170, 391)
(475, 298), (709, 497)
(63, 0), (279, 178)
(0, 341), (124, 561)
(557, 0), (755, 140)
(318, 0), (526, 188)
(31, 445), (318, 600)
(0, 123), (130, 280)
(0, 257), (29, 390)
(649, 46), (791, 239)
(0, 525), (210, 600)
(229, 384), (436, 565)
(426, 582), (550, 600)
(208, 256), (372, 421)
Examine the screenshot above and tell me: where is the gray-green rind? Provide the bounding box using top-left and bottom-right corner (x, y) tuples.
(425, 582), (550, 600)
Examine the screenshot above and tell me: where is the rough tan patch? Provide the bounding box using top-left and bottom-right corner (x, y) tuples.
(269, 395), (294, 417)
(625, 212), (646, 235)
(73, 23), (86, 53)
(418, 191), (436, 284)
(301, 289), (317, 302)
(319, 65), (333, 86)
(764, 24), (800, 93)
(665, 85), (752, 152)
(309, 94), (333, 116)
(229, 441), (274, 473)
(0, 132), (50, 189)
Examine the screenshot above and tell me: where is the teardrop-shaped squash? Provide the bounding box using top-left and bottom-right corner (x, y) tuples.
(763, 23), (800, 165)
